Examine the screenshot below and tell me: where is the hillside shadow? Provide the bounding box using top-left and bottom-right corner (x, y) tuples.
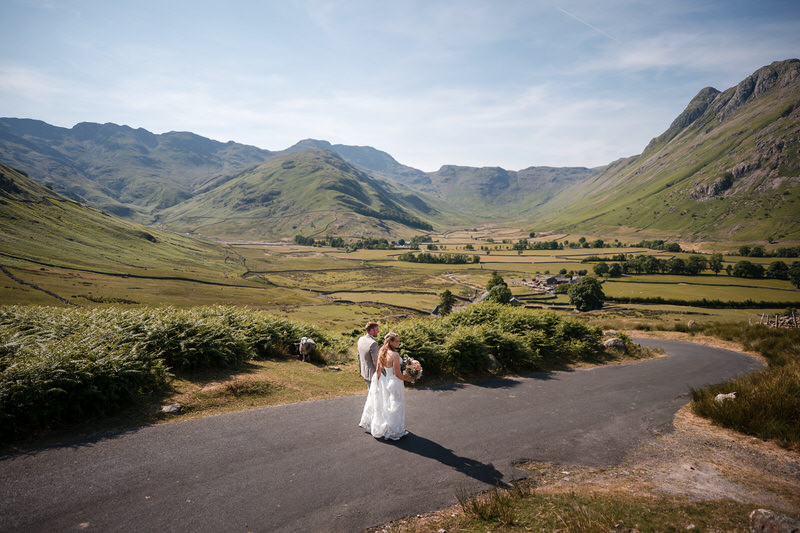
(383, 432), (507, 487)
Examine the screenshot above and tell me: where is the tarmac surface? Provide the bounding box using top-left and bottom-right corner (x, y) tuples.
(0, 338), (763, 532)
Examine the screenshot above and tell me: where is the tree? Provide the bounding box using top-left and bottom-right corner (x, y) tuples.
(732, 260), (765, 278)
(608, 263), (623, 277)
(709, 253), (724, 275)
(767, 261), (789, 280)
(485, 283), (512, 304)
(667, 257), (686, 275)
(438, 289), (456, 316)
(486, 271), (506, 292)
(685, 255), (707, 275)
(789, 262), (800, 289)
(593, 262), (609, 277)
(567, 276), (605, 312)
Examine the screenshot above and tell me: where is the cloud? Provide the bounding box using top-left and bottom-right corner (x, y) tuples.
(0, 64), (65, 102)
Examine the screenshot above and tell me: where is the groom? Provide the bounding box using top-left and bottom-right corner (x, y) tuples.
(357, 321), (380, 387)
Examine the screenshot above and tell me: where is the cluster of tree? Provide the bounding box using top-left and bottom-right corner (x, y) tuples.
(635, 240), (683, 252)
(593, 254), (714, 276)
(735, 245), (800, 258)
(582, 254), (628, 263)
(293, 234), (347, 247)
(507, 236), (628, 251)
(588, 254), (800, 287)
(594, 253), (800, 288)
(407, 235), (433, 249)
(567, 237), (611, 249)
(483, 271), (606, 312)
(397, 251), (480, 264)
(294, 235), (396, 250)
(348, 238), (396, 250)
(730, 260), (800, 285)
(511, 238), (562, 251)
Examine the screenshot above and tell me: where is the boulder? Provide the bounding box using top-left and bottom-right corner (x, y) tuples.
(604, 338), (626, 352)
(161, 403), (182, 415)
(749, 509), (800, 533)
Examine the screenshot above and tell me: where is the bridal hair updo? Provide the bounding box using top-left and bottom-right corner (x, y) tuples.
(379, 332), (399, 367)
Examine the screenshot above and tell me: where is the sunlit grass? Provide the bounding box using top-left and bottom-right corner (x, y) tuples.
(375, 481), (755, 532)
(603, 279), (797, 302)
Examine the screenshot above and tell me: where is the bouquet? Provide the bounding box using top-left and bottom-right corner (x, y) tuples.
(402, 356), (423, 383)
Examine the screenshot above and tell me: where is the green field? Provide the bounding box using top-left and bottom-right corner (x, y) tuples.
(3, 235), (799, 332)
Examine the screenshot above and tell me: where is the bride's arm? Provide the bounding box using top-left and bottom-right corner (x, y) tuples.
(392, 353), (412, 382)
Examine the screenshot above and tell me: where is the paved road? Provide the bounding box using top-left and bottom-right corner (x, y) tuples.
(0, 338), (763, 532)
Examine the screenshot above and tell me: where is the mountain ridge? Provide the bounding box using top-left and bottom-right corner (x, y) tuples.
(2, 58), (799, 242)
(533, 58), (800, 241)
(155, 149), (457, 240)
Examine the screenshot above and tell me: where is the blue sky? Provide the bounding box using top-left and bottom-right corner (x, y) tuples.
(1, 1), (799, 171)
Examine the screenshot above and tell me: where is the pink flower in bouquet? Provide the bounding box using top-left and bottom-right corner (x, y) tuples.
(403, 357), (423, 382)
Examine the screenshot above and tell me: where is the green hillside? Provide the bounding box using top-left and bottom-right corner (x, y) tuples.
(420, 165), (598, 216)
(280, 139), (430, 185)
(0, 163), (241, 282)
(532, 59), (800, 243)
(0, 119), (272, 222)
(156, 149), (464, 241)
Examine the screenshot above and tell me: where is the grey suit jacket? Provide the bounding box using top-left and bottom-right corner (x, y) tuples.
(357, 334), (379, 381)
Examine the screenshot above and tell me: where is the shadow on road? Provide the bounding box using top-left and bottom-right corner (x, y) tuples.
(431, 372), (561, 392)
(383, 432), (507, 486)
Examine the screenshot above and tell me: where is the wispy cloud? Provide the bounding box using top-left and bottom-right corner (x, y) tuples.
(556, 6), (620, 43)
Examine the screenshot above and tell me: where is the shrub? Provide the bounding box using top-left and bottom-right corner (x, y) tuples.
(0, 305), (342, 439)
(444, 327), (489, 374)
(392, 319), (448, 376)
(392, 304), (603, 377)
(0, 331), (169, 438)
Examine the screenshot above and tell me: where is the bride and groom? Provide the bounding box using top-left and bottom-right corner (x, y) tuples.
(357, 322), (415, 440)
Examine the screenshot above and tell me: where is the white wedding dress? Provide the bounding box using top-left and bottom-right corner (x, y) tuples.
(359, 365), (408, 440)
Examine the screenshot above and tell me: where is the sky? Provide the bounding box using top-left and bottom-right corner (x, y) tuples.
(1, 1), (799, 172)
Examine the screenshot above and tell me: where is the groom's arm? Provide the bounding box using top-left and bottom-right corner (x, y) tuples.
(368, 342), (379, 370)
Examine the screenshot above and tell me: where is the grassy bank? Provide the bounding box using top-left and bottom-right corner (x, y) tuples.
(688, 323), (800, 449)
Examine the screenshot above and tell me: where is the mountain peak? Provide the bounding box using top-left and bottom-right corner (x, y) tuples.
(715, 58), (800, 121)
(290, 139), (334, 151)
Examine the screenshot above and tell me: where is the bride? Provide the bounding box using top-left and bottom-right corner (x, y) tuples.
(359, 332), (413, 440)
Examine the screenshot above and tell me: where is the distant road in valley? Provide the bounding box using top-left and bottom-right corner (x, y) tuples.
(0, 338), (763, 532)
